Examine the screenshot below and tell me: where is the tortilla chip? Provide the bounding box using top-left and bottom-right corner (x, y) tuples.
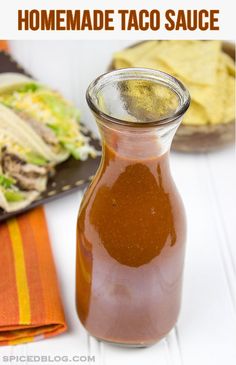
(224, 76), (235, 123)
(112, 41), (235, 126)
(154, 40), (222, 86)
(113, 41), (157, 69)
(220, 52), (235, 77)
(188, 68), (228, 124)
(133, 44), (175, 75)
(182, 101), (209, 126)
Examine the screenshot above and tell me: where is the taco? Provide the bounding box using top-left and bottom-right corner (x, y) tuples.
(0, 147), (50, 212)
(0, 111), (52, 212)
(0, 73), (96, 162)
(0, 146), (49, 212)
(0, 72), (97, 212)
(0, 103), (69, 164)
(0, 170), (40, 213)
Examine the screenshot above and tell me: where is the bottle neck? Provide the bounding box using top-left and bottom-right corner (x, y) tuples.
(97, 118), (181, 160)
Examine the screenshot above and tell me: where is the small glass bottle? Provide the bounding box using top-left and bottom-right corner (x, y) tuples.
(76, 68), (190, 347)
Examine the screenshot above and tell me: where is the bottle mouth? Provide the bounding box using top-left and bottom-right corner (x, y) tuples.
(86, 68), (190, 128)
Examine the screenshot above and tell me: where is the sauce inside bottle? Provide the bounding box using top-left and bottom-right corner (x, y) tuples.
(76, 142), (186, 345)
(76, 68), (189, 346)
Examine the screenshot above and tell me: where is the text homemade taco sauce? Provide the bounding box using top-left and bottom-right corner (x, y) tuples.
(76, 69), (190, 346)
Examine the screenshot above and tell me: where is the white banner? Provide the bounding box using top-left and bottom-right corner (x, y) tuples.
(0, 0), (234, 40)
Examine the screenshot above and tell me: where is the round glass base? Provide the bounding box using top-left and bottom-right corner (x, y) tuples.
(93, 335), (156, 348)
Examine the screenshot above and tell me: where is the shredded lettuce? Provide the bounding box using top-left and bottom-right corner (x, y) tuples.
(0, 174), (16, 189)
(37, 91), (80, 122)
(17, 83), (40, 93)
(26, 152), (48, 166)
(62, 142), (84, 160)
(62, 142), (96, 160)
(4, 190), (24, 202)
(0, 175), (24, 202)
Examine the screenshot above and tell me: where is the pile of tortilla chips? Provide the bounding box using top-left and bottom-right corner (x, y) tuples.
(113, 41), (235, 126)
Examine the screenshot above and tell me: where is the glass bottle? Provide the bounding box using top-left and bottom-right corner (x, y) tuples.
(76, 68), (190, 347)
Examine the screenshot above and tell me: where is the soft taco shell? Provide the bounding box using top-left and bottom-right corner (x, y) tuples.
(0, 103), (69, 164)
(0, 189), (39, 212)
(0, 72), (33, 93)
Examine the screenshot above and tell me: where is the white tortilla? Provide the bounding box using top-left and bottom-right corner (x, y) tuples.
(0, 104), (69, 164)
(0, 73), (33, 93)
(0, 188), (39, 212)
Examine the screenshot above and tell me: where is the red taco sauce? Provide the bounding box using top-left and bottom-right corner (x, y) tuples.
(76, 69), (190, 346)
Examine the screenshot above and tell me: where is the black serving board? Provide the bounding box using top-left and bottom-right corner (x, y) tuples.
(0, 51), (101, 222)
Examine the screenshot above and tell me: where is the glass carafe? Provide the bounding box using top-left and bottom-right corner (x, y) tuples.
(76, 68), (190, 347)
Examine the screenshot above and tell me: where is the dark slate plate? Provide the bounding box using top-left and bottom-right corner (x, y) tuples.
(0, 51), (101, 222)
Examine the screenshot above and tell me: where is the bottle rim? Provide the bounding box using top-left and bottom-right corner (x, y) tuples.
(86, 67), (191, 128)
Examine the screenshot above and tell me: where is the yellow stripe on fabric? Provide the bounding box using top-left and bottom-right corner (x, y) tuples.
(8, 219), (31, 324)
(9, 336), (34, 345)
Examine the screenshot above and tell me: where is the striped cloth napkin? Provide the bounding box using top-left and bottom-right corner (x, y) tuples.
(0, 41), (67, 345)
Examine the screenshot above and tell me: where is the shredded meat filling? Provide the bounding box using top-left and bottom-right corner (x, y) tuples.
(16, 111), (58, 146)
(1, 149), (49, 192)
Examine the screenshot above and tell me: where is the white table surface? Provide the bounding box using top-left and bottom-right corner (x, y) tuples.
(0, 40), (235, 365)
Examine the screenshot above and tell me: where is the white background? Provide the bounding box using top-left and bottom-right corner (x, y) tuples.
(0, 40), (234, 365)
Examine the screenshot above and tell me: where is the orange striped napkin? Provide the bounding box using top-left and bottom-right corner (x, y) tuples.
(0, 41), (67, 345)
(0, 208), (67, 345)
(0, 41), (8, 51)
